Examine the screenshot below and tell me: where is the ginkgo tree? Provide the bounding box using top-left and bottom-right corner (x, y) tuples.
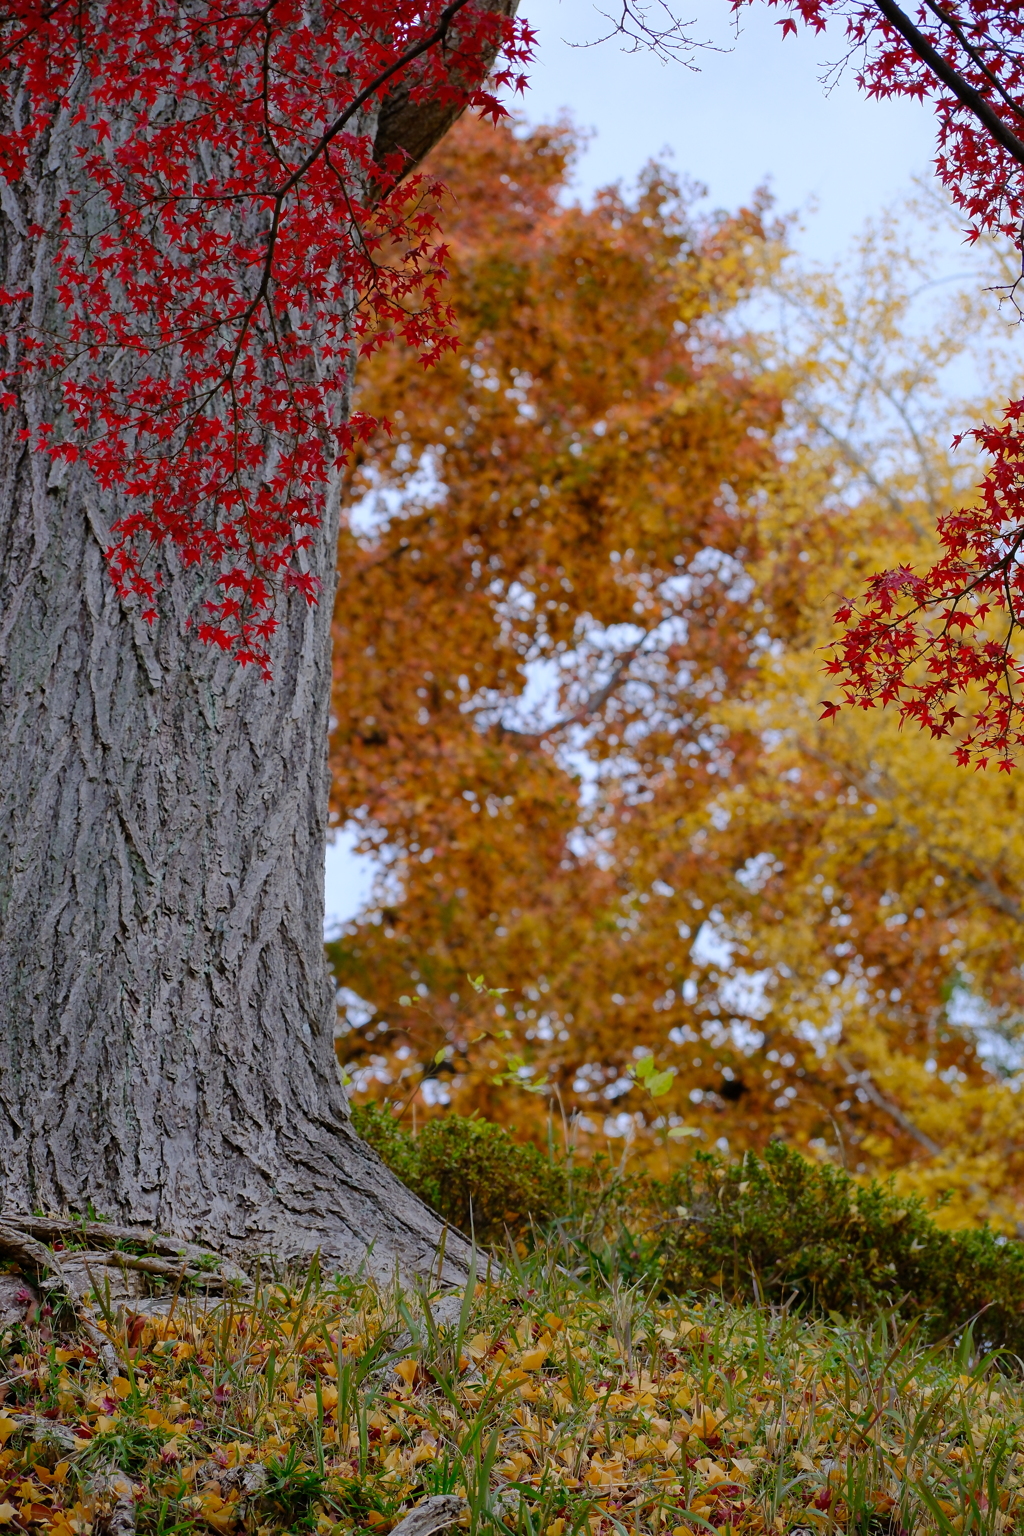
(739, 0), (1024, 765)
(0, 0), (530, 1278)
(689, 198), (1024, 1226)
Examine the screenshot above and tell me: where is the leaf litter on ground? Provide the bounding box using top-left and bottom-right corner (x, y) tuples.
(0, 1241), (1020, 1536)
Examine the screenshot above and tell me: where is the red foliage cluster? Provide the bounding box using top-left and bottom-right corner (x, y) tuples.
(825, 410), (1024, 768)
(0, 1), (530, 673)
(743, 0), (1024, 765)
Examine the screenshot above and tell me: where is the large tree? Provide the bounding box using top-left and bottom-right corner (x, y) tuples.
(0, 0), (526, 1278)
(332, 118), (1024, 1228)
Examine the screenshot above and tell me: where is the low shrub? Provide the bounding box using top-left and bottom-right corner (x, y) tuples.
(352, 1105), (1024, 1352)
(351, 1102), (567, 1246)
(651, 1142), (1024, 1354)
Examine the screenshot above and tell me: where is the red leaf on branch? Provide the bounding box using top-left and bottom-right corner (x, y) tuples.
(0, 0), (533, 673)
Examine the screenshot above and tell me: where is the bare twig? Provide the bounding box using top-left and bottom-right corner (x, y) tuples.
(497, 644), (643, 743)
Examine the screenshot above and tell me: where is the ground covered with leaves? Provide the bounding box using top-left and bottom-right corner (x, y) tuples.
(0, 1237), (1022, 1536)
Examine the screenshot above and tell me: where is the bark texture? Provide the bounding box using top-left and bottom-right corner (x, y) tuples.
(0, 7), (511, 1281)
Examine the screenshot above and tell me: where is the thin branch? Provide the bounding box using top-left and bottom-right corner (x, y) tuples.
(835, 1052), (1024, 1234)
(834, 1051), (943, 1156)
(497, 643), (643, 743)
(797, 734), (1024, 925)
(579, 0), (713, 65)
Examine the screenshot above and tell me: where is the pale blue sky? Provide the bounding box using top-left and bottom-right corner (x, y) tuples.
(326, 0), (947, 928)
(517, 0), (939, 261)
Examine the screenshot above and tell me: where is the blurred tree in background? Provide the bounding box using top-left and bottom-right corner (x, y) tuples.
(328, 116), (1024, 1230)
(327, 113), (782, 1125)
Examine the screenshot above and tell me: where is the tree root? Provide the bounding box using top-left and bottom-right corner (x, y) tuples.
(0, 1214), (257, 1536)
(0, 1222), (472, 1536)
(0, 1213), (251, 1379)
(0, 1220), (119, 1373)
(390, 1495), (468, 1536)
(89, 1471), (138, 1536)
(0, 1215), (251, 1289)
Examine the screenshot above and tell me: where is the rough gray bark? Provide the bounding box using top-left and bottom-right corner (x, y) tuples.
(0, 6), (511, 1281)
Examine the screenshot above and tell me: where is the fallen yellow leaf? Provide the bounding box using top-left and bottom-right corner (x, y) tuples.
(688, 1495), (717, 1515)
(465, 1333), (490, 1362)
(693, 1458), (729, 1486)
(690, 1408), (721, 1441)
(199, 1489), (239, 1534)
(500, 1451), (533, 1479)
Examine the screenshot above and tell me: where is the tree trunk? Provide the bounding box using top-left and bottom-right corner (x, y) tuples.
(0, 11), (510, 1282)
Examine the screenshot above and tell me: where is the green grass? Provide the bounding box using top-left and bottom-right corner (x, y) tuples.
(3, 1120), (1024, 1534)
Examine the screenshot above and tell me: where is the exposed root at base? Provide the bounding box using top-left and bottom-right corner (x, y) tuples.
(0, 1213), (255, 1536)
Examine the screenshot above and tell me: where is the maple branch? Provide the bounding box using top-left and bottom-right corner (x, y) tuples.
(215, 0), (481, 411)
(275, 0), (477, 203)
(918, 0), (1024, 128)
(870, 0), (1024, 170)
(0, 0), (77, 66)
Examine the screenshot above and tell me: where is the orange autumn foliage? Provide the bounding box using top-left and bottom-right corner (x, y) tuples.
(328, 113), (784, 1146)
(328, 117), (1024, 1226)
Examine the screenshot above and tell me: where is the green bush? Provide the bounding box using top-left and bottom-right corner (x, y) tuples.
(350, 1102), (567, 1246)
(651, 1142), (1024, 1354)
(350, 1100), (423, 1190)
(352, 1104), (1024, 1353)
